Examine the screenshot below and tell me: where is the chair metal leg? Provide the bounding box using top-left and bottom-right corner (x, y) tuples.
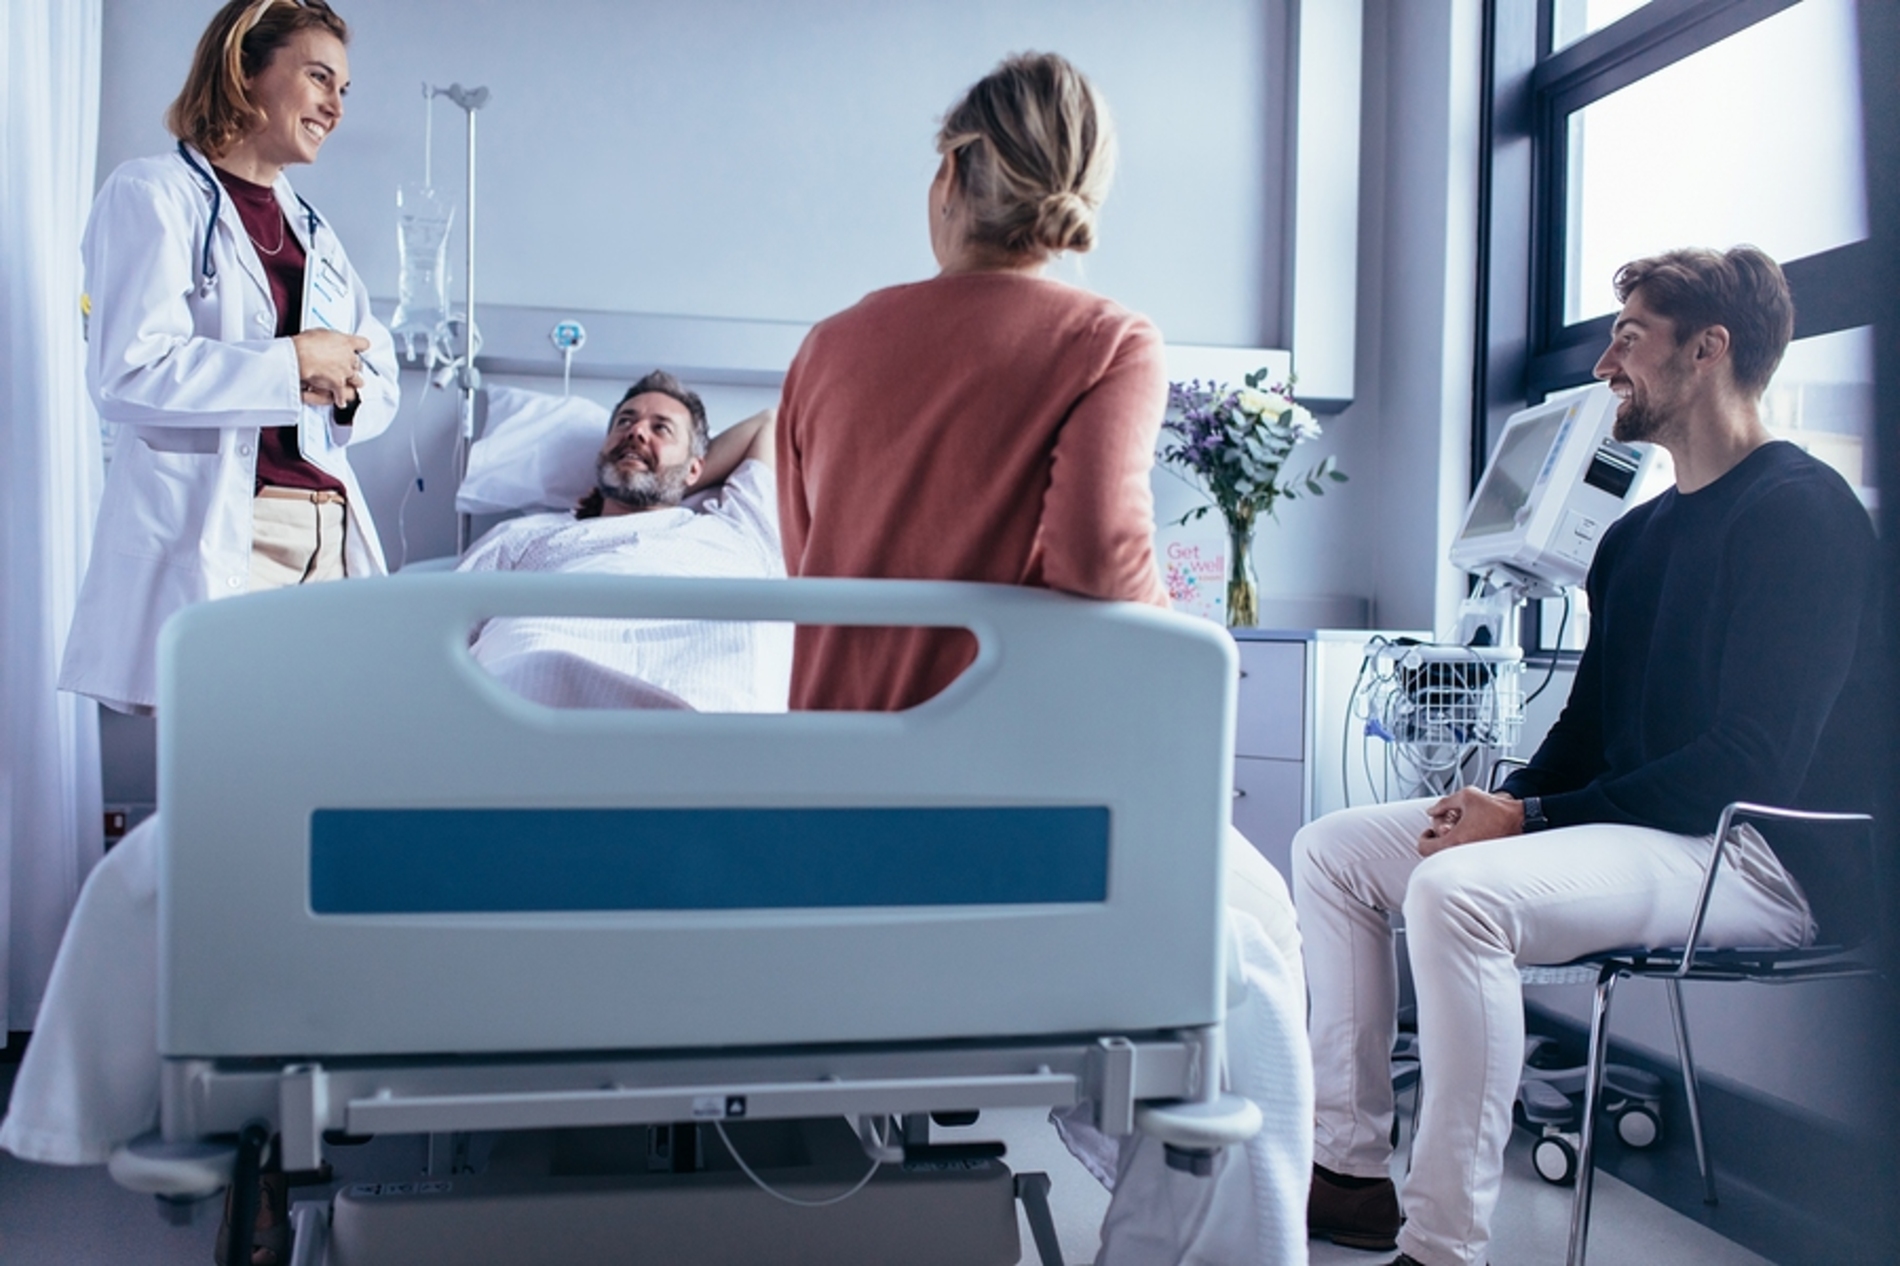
(1666, 979), (1717, 1206)
(1566, 967), (1619, 1266)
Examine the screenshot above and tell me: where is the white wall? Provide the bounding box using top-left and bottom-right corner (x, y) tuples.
(82, 0), (1430, 616)
(102, 0), (1382, 576)
(98, 0), (1277, 342)
(1341, 0), (1483, 634)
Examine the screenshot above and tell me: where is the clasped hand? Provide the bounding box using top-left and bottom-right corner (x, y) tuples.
(1418, 787), (1525, 856)
(293, 329), (371, 408)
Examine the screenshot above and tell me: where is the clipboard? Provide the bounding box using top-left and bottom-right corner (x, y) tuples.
(301, 251), (354, 333)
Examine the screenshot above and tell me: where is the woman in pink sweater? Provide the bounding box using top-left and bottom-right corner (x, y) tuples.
(776, 52), (1168, 712)
(777, 54), (1313, 1262)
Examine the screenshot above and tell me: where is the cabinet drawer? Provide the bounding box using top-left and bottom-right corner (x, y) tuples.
(1231, 756), (1306, 878)
(1234, 640), (1305, 760)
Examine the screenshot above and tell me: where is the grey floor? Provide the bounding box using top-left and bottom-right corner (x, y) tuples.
(0, 1067), (1773, 1266)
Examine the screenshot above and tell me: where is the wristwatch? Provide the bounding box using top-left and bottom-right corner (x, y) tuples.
(1520, 795), (1548, 834)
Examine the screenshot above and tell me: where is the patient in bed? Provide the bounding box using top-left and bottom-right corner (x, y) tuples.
(0, 373), (786, 1178)
(460, 369), (790, 712)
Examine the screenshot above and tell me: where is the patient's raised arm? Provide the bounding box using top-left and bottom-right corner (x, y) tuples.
(688, 407), (777, 493)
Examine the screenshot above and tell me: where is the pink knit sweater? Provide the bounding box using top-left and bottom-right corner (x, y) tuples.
(778, 270), (1169, 712)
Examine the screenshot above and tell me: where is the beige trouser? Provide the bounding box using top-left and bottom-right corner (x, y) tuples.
(249, 488), (347, 591)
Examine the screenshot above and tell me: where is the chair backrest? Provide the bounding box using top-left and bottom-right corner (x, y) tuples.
(158, 575), (1238, 1060)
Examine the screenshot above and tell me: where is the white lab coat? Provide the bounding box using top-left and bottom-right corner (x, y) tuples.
(58, 145), (398, 713)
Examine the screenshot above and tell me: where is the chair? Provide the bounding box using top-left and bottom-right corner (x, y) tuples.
(1499, 762), (1880, 1266)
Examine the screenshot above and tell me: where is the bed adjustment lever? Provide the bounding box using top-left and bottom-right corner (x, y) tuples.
(893, 1110), (1006, 1165)
(277, 1064), (331, 1174)
(1093, 1036), (1138, 1136)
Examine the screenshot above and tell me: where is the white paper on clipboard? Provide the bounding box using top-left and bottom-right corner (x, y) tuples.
(301, 252), (354, 333)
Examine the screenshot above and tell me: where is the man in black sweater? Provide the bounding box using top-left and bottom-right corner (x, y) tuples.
(1292, 246), (1882, 1266)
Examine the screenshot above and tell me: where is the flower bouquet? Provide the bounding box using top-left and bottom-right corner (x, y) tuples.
(1160, 370), (1345, 626)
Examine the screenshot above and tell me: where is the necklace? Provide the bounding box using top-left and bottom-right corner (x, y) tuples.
(249, 213), (289, 258)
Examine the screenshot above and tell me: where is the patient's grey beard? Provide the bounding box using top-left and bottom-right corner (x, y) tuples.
(596, 455), (692, 509)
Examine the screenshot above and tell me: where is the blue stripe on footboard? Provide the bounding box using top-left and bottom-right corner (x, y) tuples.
(309, 806), (1109, 914)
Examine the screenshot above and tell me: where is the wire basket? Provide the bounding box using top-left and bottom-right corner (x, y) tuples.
(1352, 641), (1525, 799)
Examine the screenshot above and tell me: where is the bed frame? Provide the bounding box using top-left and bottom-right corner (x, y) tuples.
(145, 574), (1259, 1263)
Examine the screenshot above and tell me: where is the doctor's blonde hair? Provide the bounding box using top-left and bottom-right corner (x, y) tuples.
(168, 0), (350, 160)
(937, 52), (1117, 259)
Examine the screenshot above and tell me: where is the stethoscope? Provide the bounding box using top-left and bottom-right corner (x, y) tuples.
(175, 140), (322, 292)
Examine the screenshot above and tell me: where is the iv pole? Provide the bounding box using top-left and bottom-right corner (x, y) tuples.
(429, 82), (489, 554)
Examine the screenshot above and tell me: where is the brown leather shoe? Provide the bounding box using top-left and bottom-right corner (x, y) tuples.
(1308, 1164), (1401, 1251)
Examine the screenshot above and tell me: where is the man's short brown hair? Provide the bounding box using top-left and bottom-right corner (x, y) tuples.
(615, 370), (709, 458)
(168, 0), (351, 161)
(1611, 245), (1795, 397)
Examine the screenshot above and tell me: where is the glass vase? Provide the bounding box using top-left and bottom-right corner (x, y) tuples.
(1225, 512), (1258, 628)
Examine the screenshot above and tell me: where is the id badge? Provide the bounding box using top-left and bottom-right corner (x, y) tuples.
(301, 252), (354, 333)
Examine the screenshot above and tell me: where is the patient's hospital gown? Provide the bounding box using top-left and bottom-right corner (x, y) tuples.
(459, 458), (791, 712)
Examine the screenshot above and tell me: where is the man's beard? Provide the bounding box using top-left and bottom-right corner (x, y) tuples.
(1609, 354), (1693, 446)
(1611, 395), (1671, 444)
(596, 450), (693, 509)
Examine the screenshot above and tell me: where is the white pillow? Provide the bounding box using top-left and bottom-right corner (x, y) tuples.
(455, 385), (610, 514)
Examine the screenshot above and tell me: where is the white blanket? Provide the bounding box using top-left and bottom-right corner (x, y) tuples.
(1054, 833), (1314, 1265)
(459, 459), (792, 714)
(0, 816), (159, 1165)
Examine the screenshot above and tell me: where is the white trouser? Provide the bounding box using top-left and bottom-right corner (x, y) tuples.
(1291, 799), (1813, 1266)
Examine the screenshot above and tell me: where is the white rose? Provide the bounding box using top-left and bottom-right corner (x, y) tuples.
(1288, 404), (1321, 440)
(1236, 387), (1288, 419)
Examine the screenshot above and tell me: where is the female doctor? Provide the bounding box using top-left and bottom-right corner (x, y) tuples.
(60, 0), (397, 715)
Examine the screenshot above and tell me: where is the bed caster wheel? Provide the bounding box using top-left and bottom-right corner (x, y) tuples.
(1532, 1134), (1577, 1185)
(1164, 1144), (1216, 1176)
(1614, 1104), (1661, 1148)
(1135, 1093), (1261, 1180)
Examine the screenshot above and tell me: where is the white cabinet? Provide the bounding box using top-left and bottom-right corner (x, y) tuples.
(1228, 628), (1427, 878)
(1231, 639), (1308, 877)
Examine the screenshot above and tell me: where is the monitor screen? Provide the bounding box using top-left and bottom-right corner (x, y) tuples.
(1460, 407), (1568, 539)
(1449, 384), (1652, 591)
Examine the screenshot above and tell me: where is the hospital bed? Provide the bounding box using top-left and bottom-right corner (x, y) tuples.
(121, 573), (1263, 1264)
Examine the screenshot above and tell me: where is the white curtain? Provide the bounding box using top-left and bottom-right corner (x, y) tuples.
(0, 0), (105, 1031)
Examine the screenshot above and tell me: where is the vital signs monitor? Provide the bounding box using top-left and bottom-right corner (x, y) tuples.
(1449, 383), (1653, 591)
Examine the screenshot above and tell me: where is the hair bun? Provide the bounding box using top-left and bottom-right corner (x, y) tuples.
(936, 53), (1117, 260)
(1033, 190), (1096, 254)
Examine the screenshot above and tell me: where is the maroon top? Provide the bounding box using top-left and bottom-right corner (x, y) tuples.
(212, 166), (346, 496)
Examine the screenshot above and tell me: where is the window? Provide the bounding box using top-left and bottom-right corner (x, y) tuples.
(1764, 325), (1876, 502)
(1481, 0), (1876, 653)
(1524, 0), (1874, 399)
(1560, 0), (1866, 325)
